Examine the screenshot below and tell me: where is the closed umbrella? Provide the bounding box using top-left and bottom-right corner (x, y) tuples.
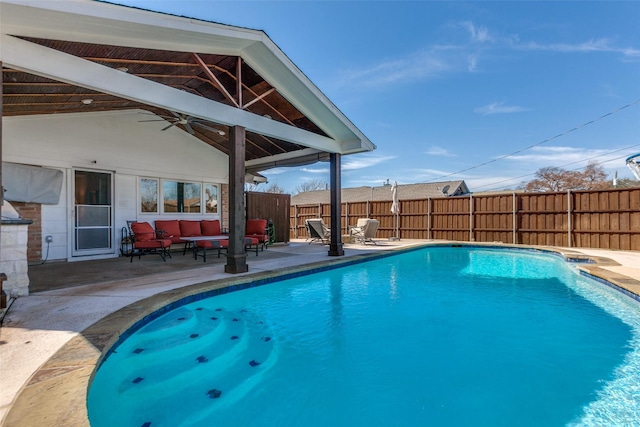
(391, 181), (400, 240)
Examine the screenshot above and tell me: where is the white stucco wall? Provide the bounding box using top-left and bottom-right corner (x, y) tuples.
(3, 110), (229, 261)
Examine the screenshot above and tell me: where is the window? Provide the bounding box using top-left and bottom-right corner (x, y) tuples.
(140, 178), (158, 213)
(139, 178), (219, 215)
(205, 183), (218, 214)
(163, 181), (201, 213)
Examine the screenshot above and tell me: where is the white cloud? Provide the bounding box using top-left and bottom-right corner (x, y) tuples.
(336, 22), (639, 91)
(459, 21), (494, 44)
(425, 146), (456, 157)
(299, 166), (329, 174)
(520, 38), (640, 59)
(342, 154), (396, 171)
(339, 51), (450, 87)
(474, 102), (529, 115)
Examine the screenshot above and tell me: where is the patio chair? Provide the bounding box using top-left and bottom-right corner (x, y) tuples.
(246, 219), (269, 251)
(306, 219), (330, 244)
(128, 221), (173, 262)
(349, 218), (379, 245)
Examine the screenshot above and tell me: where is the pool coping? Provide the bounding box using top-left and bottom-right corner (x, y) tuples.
(4, 242), (640, 427)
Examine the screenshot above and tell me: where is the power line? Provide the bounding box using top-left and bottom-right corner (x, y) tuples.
(473, 143), (640, 191)
(427, 97), (640, 183)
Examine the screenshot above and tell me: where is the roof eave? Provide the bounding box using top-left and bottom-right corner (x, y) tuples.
(0, 0), (375, 156)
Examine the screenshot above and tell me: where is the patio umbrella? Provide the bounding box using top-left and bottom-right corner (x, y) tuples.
(391, 180), (400, 240)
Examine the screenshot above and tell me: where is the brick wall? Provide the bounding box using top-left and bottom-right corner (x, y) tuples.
(221, 184), (229, 231)
(10, 202), (42, 262)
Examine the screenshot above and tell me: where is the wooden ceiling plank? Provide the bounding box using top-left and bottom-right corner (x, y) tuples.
(84, 57), (195, 67)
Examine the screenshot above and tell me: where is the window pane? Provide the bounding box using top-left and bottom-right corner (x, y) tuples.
(163, 180), (201, 213)
(163, 181), (178, 213)
(205, 184), (218, 214)
(140, 178), (158, 213)
(183, 182), (201, 213)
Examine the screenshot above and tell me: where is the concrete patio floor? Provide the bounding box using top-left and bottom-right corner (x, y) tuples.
(1, 240), (640, 426)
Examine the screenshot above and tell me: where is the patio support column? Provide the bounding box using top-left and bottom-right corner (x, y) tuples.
(328, 153), (344, 256)
(1, 61), (6, 309)
(225, 125), (249, 274)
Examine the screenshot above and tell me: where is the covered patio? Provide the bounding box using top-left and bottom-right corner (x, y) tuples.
(0, 0), (374, 291)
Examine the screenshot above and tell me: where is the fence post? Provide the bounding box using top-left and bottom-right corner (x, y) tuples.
(469, 194), (474, 242)
(567, 190), (572, 248)
(345, 202), (349, 233)
(512, 192), (516, 244)
(427, 198), (431, 240)
(294, 204), (298, 239)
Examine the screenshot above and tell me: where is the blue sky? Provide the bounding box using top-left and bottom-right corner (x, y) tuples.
(113, 1), (640, 193)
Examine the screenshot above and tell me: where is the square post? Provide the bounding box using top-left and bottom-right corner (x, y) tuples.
(328, 153), (344, 256)
(225, 125), (249, 273)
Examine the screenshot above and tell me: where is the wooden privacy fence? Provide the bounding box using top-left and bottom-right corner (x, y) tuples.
(290, 187), (640, 251)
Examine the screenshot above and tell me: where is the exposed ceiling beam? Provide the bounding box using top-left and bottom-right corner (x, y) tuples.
(1, 34), (343, 153)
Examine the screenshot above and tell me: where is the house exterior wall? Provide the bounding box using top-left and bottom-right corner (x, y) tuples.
(3, 110), (229, 261)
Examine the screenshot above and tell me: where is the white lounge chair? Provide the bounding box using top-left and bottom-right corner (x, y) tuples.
(350, 218), (379, 245)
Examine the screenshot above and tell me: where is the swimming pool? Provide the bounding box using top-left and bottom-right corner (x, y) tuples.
(87, 246), (640, 426)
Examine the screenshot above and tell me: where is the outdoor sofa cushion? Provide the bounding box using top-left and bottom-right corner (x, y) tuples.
(179, 220), (202, 237)
(201, 219), (223, 236)
(130, 221), (156, 242)
(154, 219), (185, 244)
(245, 219), (268, 243)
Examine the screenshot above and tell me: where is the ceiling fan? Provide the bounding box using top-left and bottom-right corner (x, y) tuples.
(139, 111), (225, 136)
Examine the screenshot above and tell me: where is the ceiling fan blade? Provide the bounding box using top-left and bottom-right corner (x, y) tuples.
(194, 122), (225, 135)
(162, 123), (177, 131)
(184, 122), (195, 135)
(138, 119), (167, 123)
(169, 111), (184, 120)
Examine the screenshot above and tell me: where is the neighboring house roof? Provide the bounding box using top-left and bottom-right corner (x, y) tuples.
(291, 181), (470, 205)
(0, 0), (375, 173)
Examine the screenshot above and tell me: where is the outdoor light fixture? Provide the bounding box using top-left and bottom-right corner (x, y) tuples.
(81, 99), (93, 105)
(116, 67), (129, 72)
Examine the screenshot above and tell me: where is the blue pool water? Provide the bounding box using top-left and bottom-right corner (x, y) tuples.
(87, 247), (640, 426)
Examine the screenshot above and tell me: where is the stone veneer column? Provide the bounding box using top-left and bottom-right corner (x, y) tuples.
(0, 219), (32, 297)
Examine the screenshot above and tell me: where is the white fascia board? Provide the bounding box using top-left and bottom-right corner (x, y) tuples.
(242, 41), (376, 153)
(0, 0), (260, 55)
(0, 0), (375, 155)
(1, 34), (342, 154)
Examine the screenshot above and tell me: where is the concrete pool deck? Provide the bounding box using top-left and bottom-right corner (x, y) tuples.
(1, 240), (640, 426)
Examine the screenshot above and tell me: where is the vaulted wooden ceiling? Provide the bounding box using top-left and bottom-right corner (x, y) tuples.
(2, 37), (329, 162)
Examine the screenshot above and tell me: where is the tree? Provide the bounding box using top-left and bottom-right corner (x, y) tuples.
(294, 179), (328, 195)
(244, 181), (286, 194)
(524, 162), (609, 192)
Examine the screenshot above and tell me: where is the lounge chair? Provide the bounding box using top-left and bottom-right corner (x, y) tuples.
(305, 219), (330, 244)
(350, 218), (379, 245)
